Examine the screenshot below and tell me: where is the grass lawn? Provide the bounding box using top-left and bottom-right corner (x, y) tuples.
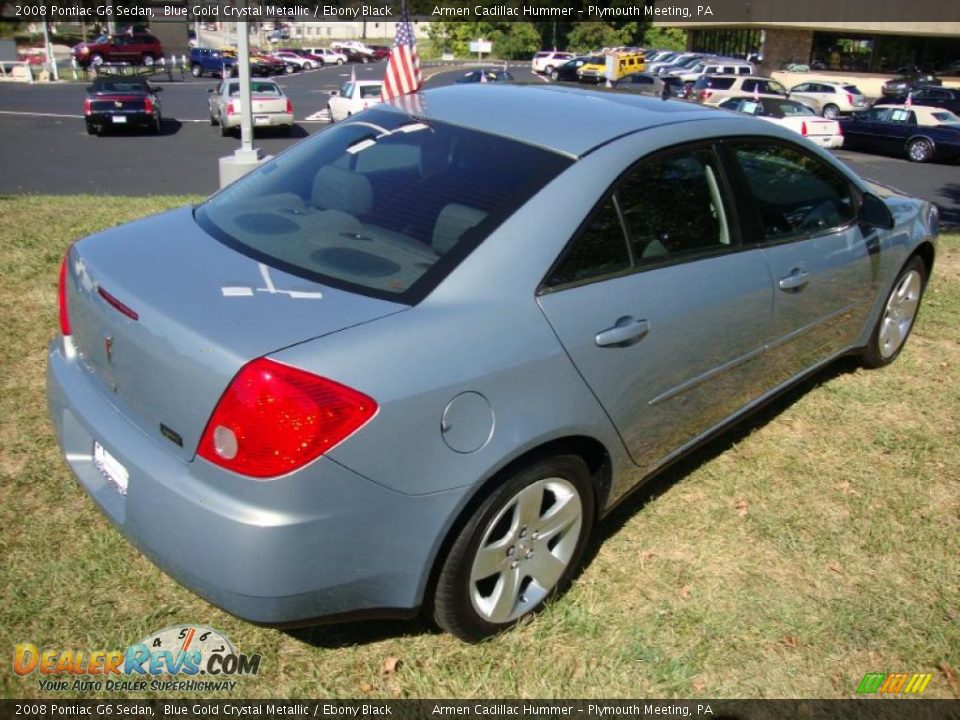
(0, 195), (957, 699)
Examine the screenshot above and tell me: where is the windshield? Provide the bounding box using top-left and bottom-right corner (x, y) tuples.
(842, 85), (863, 95)
(196, 109), (572, 304)
(765, 100), (816, 117)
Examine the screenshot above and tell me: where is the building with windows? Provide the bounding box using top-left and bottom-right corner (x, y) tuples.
(662, 22), (960, 75)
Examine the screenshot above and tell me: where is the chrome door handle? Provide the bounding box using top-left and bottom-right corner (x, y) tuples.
(595, 317), (650, 348)
(778, 269), (810, 292)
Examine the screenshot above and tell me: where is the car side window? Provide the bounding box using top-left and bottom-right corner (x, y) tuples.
(617, 147), (733, 263)
(731, 142), (856, 241)
(793, 84), (810, 92)
(546, 197), (631, 287)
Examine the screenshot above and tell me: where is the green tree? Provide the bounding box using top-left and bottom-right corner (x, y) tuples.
(642, 26), (687, 51)
(566, 22), (632, 52)
(427, 21), (541, 60)
(489, 22), (541, 60)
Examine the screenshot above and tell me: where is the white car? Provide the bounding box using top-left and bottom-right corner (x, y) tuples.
(209, 78), (294, 136)
(532, 51), (575, 74)
(272, 51), (313, 70)
(302, 47), (347, 66)
(332, 41), (374, 57)
(719, 96), (844, 148)
(328, 79), (383, 122)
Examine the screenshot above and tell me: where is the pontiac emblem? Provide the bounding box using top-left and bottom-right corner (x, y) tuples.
(114, 100), (123, 108)
(104, 336), (113, 363)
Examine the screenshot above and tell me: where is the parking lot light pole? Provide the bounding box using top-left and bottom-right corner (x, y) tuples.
(218, 11), (267, 188)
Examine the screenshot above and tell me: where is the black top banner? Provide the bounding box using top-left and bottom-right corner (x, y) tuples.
(1, 0), (959, 23)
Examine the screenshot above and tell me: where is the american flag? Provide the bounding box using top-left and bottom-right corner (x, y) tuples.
(381, 0), (422, 106)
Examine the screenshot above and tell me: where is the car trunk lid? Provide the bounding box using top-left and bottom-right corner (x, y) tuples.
(64, 206), (406, 461)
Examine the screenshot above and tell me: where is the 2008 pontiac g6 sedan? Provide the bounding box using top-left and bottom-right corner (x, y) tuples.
(48, 85), (938, 641)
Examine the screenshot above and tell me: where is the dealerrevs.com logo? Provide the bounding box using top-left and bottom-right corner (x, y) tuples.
(14, 625), (261, 693)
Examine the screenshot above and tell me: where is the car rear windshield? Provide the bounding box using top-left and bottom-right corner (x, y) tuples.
(196, 108), (573, 304)
(842, 85), (863, 95)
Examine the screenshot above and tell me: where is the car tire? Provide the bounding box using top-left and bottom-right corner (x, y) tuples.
(303, 61), (312, 70)
(86, 122), (97, 135)
(210, 112), (218, 126)
(191, 64), (202, 78)
(284, 64), (294, 74)
(907, 137), (934, 163)
(433, 454), (595, 642)
(551, 70), (559, 81)
(862, 256), (926, 369)
(219, 114), (230, 137)
(822, 104), (840, 119)
(90, 54), (103, 67)
(337, 59), (344, 66)
(545, 65), (554, 75)
(141, 54), (155, 68)
(151, 114), (161, 135)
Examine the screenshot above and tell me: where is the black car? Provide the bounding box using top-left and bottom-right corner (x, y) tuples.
(881, 72), (942, 97)
(880, 86), (960, 114)
(613, 72), (686, 98)
(551, 56), (599, 82)
(83, 76), (162, 136)
(840, 105), (960, 163)
(454, 68), (514, 84)
(340, 48), (374, 64)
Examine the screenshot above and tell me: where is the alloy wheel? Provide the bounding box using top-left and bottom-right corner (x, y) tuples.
(878, 269), (922, 359)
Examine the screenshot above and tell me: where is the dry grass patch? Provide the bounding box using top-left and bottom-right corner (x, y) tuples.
(0, 196), (957, 699)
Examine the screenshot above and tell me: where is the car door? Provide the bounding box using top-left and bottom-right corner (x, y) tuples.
(884, 108), (918, 154)
(725, 140), (875, 382)
(537, 144), (774, 472)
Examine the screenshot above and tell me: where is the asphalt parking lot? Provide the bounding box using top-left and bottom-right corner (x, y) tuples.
(0, 64), (957, 225)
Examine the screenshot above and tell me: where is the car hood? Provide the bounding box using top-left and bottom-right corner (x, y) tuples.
(64, 206), (408, 460)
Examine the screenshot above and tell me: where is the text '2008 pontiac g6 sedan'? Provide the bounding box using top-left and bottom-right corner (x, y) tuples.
(48, 85), (938, 641)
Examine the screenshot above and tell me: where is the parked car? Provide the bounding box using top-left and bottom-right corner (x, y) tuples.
(368, 45), (391, 61)
(878, 86), (960, 114)
(697, 75), (789, 106)
(72, 32), (164, 67)
(327, 79), (383, 121)
(668, 58), (754, 88)
(881, 72), (942, 97)
(649, 53), (705, 76)
(208, 78), (293, 136)
(49, 85), (937, 643)
(455, 68), (515, 84)
(718, 96), (844, 148)
(787, 81), (870, 118)
(249, 53), (287, 76)
(339, 48), (376, 64)
(272, 50), (314, 70)
(840, 105), (960, 162)
(332, 41), (375, 58)
(189, 48), (237, 78)
(550, 56), (596, 82)
(83, 76), (162, 135)
(532, 51), (575, 75)
(612, 72), (686, 98)
(302, 47), (347, 66)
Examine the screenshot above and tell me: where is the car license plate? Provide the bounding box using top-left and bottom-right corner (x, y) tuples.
(111, 115), (127, 124)
(254, 115), (270, 125)
(93, 441), (129, 495)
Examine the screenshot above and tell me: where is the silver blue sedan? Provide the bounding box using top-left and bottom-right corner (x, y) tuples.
(48, 85), (938, 641)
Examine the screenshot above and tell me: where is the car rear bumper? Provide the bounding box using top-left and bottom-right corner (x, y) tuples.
(221, 112), (293, 129)
(808, 135), (844, 149)
(86, 111), (157, 128)
(47, 339), (467, 624)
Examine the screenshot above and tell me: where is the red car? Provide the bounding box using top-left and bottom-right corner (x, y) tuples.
(72, 33), (164, 68)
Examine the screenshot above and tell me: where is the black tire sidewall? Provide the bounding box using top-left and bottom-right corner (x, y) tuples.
(863, 255), (926, 368)
(433, 454), (595, 642)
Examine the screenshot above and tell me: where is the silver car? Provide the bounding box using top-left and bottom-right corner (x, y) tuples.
(788, 81), (870, 118)
(48, 85), (938, 641)
(208, 78), (294, 136)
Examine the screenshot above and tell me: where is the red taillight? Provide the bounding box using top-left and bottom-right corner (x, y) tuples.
(197, 358), (377, 478)
(285, 98), (293, 113)
(700, 90), (712, 101)
(83, 98), (91, 115)
(144, 97), (153, 113)
(58, 247), (72, 336)
(801, 121), (808, 136)
(227, 100), (236, 115)
(846, 93), (854, 106)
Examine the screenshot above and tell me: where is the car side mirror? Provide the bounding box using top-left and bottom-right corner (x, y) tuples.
(859, 193), (895, 230)
(329, 90), (339, 96)
(152, 86), (163, 92)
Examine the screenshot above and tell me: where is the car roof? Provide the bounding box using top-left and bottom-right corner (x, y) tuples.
(384, 84), (723, 158)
